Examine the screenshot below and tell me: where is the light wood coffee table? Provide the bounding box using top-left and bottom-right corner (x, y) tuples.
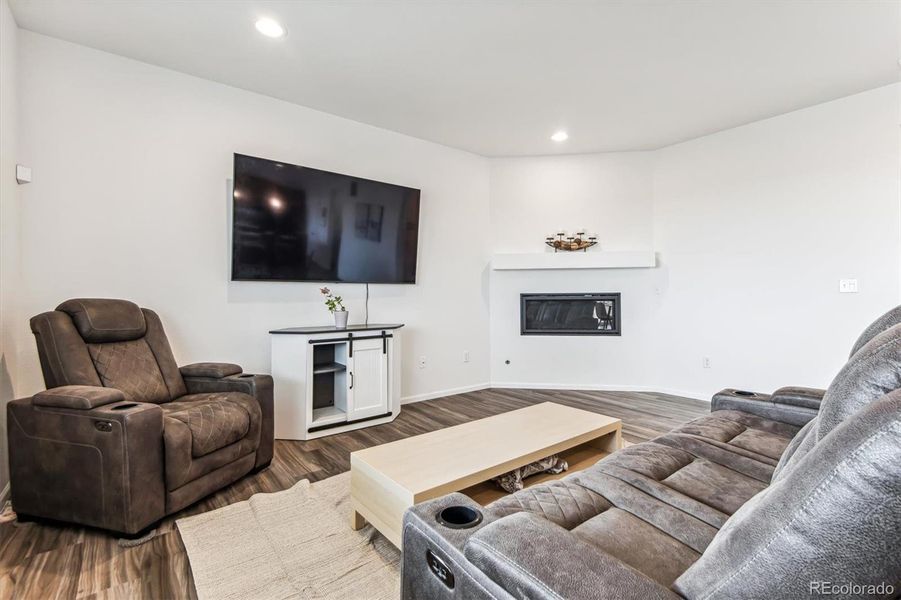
(350, 402), (622, 547)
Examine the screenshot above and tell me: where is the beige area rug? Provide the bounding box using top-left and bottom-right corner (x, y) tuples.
(176, 472), (400, 600)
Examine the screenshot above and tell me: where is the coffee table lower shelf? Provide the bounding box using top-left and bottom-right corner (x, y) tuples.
(349, 402), (622, 548)
(461, 440), (612, 506)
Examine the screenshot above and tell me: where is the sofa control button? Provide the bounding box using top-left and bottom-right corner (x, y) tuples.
(94, 421), (113, 432)
(426, 550), (454, 589)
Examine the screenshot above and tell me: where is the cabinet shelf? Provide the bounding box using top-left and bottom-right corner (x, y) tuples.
(312, 362), (347, 375)
(312, 405), (347, 427)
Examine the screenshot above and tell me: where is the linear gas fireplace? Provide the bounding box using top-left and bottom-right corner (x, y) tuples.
(520, 293), (621, 336)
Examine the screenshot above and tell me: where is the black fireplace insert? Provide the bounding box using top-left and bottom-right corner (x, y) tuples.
(520, 293), (621, 336)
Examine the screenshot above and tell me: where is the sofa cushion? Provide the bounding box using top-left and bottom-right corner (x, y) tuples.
(571, 507), (701, 587)
(655, 433), (775, 483)
(572, 469), (719, 553)
(161, 392), (261, 491)
(578, 440), (767, 530)
(669, 410), (799, 464)
(848, 304), (901, 357)
(818, 323), (901, 441)
(163, 393), (254, 457)
(673, 390), (901, 600)
(464, 512), (681, 600)
(771, 417), (818, 481)
(659, 457), (766, 516)
(484, 479), (611, 530)
(576, 443), (727, 529)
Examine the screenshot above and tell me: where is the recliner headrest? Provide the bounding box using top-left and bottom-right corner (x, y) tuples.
(819, 322), (901, 441)
(56, 298), (147, 343)
(849, 304), (901, 358)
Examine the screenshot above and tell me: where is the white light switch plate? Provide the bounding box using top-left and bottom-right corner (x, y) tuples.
(16, 165), (32, 184)
(839, 279), (858, 293)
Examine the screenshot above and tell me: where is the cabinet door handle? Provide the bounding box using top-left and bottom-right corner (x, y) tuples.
(349, 372), (354, 389)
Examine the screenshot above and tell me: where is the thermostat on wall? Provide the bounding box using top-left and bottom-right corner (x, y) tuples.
(16, 165), (32, 184)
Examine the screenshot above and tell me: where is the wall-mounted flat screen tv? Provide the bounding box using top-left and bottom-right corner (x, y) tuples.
(232, 153), (421, 283)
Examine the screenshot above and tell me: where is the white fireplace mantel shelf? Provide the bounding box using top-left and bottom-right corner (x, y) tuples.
(491, 251), (656, 271)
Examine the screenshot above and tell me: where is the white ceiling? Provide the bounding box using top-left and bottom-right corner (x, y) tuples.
(9, 1), (900, 157)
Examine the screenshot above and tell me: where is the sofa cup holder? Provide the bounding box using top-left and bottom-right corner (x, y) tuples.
(436, 506), (483, 529)
(111, 403), (139, 411)
(733, 390), (757, 397)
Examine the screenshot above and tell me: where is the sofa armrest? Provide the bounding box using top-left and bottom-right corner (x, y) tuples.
(182, 372), (274, 469)
(401, 493), (677, 600)
(7, 397), (165, 534)
(770, 386), (824, 410)
(33, 385), (124, 409)
(402, 493), (514, 599)
(464, 513), (680, 600)
(712, 388), (817, 427)
(179, 362), (242, 378)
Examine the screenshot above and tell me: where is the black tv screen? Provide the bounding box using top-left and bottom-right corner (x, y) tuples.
(232, 154), (421, 283)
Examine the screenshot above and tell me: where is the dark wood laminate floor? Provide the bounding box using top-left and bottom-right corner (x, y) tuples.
(0, 388), (708, 599)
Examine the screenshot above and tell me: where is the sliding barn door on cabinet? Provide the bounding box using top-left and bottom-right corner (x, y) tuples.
(346, 337), (389, 420)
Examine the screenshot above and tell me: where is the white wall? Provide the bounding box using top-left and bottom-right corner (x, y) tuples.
(15, 32), (491, 401)
(488, 153), (663, 390)
(651, 84), (900, 396)
(489, 84), (900, 398)
(7, 28), (900, 417)
(0, 0), (20, 491)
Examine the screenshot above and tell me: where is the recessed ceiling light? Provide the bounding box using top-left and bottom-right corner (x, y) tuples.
(255, 18), (285, 38)
(551, 131), (569, 142)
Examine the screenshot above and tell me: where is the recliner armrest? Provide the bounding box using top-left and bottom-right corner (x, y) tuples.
(770, 386), (824, 410)
(33, 385), (125, 409)
(8, 396), (165, 534)
(712, 388), (817, 427)
(464, 513), (679, 600)
(179, 362), (242, 378)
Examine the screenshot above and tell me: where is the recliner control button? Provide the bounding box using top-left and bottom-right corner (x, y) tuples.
(94, 421), (113, 432)
(426, 549), (454, 589)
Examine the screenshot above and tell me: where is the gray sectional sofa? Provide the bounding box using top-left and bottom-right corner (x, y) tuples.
(402, 306), (901, 599)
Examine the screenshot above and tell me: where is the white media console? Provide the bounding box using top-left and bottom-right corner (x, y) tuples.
(270, 324), (403, 440)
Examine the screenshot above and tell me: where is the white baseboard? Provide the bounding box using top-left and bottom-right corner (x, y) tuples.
(401, 382), (491, 405)
(489, 381), (711, 402)
(401, 381), (709, 404)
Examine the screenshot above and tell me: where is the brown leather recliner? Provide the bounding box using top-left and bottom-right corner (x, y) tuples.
(7, 298), (274, 536)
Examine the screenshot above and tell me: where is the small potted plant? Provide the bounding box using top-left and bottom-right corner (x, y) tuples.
(320, 287), (348, 328)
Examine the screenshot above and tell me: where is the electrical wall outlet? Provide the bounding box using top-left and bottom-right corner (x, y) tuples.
(839, 279), (858, 293)
(418, 356), (427, 369)
(702, 357), (711, 369)
(463, 350), (470, 363)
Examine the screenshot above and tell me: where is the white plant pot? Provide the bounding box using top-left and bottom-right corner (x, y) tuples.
(334, 310), (349, 329)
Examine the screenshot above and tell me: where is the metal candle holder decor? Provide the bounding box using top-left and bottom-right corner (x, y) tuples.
(545, 229), (598, 252)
